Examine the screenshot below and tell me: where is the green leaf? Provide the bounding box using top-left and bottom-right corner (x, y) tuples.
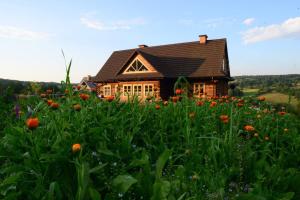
(112, 175), (137, 194)
(151, 180), (171, 200)
(89, 163), (107, 174)
(155, 149), (172, 179)
(129, 152), (149, 168)
(89, 188), (101, 200)
(278, 192), (294, 200)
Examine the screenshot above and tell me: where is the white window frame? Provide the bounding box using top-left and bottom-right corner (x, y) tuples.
(144, 84), (154, 97)
(193, 83), (205, 96)
(123, 84), (132, 96)
(103, 85), (111, 96)
(133, 84), (142, 96)
(123, 58), (152, 74)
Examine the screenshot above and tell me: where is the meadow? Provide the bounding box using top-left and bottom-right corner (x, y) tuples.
(0, 89), (299, 200)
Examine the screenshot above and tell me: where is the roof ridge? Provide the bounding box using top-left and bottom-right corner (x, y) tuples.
(114, 38), (227, 52)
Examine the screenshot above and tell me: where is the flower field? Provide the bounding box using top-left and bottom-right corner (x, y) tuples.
(0, 91), (300, 200)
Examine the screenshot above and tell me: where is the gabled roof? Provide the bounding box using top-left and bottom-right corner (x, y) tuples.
(94, 38), (230, 82)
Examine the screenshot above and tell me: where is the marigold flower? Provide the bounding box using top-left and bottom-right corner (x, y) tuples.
(155, 104), (160, 110)
(73, 104), (81, 111)
(106, 96), (114, 102)
(79, 93), (90, 101)
(77, 85), (81, 90)
(50, 102), (59, 109)
(171, 96), (180, 103)
(237, 103), (243, 107)
(210, 101), (217, 107)
(219, 115), (229, 123)
(196, 101), (204, 106)
(264, 135), (270, 141)
(47, 100), (53, 106)
(72, 143), (81, 153)
(278, 111), (286, 116)
(26, 117), (39, 129)
(244, 125), (255, 132)
(175, 89), (184, 95)
(258, 96), (266, 101)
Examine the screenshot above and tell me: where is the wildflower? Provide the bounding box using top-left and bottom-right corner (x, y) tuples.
(278, 111), (286, 116)
(237, 103), (243, 107)
(26, 117), (39, 129)
(46, 89), (52, 94)
(175, 89), (184, 95)
(244, 125), (255, 132)
(106, 96), (114, 102)
(284, 128), (288, 133)
(72, 143), (81, 153)
(189, 112), (196, 119)
(191, 174), (199, 181)
(40, 93), (47, 98)
(196, 101), (204, 106)
(258, 96), (266, 101)
(264, 135), (270, 141)
(79, 93), (90, 101)
(163, 101), (168, 106)
(50, 102), (59, 109)
(171, 96), (180, 103)
(73, 104), (81, 111)
(253, 133), (259, 138)
(77, 85), (81, 90)
(256, 114), (261, 119)
(210, 101), (217, 107)
(47, 100), (53, 106)
(220, 115), (229, 123)
(155, 104), (160, 110)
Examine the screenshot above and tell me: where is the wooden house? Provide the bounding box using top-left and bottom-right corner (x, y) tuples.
(93, 35), (232, 100)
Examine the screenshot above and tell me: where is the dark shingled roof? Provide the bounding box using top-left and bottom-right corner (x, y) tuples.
(94, 39), (230, 82)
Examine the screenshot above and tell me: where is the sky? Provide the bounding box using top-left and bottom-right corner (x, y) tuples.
(0, 0), (300, 83)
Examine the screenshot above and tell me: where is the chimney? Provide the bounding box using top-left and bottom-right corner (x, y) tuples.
(199, 35), (208, 44)
(87, 75), (92, 81)
(138, 44), (148, 48)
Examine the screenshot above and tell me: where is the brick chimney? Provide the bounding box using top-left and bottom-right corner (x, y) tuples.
(138, 44), (148, 48)
(199, 35), (208, 44)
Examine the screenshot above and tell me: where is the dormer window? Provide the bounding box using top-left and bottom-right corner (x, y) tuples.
(124, 58), (149, 73)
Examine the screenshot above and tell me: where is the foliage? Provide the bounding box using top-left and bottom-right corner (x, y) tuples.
(0, 91), (300, 199)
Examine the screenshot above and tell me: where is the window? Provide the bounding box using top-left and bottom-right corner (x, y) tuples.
(103, 85), (111, 96)
(133, 85), (142, 96)
(194, 83), (205, 96)
(125, 59), (149, 73)
(123, 85), (132, 96)
(144, 84), (154, 96)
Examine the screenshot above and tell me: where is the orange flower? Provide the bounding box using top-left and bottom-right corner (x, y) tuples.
(175, 89), (184, 95)
(237, 103), (243, 107)
(106, 96), (114, 102)
(210, 101), (217, 107)
(278, 111), (286, 116)
(73, 104), (81, 111)
(258, 96), (266, 101)
(47, 100), (53, 106)
(77, 85), (81, 90)
(244, 125), (255, 132)
(155, 104), (160, 110)
(171, 96), (180, 103)
(26, 117), (39, 129)
(79, 93), (90, 101)
(50, 102), (59, 109)
(196, 101), (204, 106)
(220, 115), (229, 123)
(72, 143), (81, 153)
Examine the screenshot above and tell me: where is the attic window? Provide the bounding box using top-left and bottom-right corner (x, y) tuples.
(125, 59), (149, 73)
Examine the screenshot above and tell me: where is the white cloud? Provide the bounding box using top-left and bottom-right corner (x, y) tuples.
(80, 17), (145, 31)
(0, 25), (49, 40)
(243, 18), (255, 26)
(242, 17), (300, 44)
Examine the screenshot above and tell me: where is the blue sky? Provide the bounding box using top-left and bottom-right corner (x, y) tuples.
(0, 0), (300, 82)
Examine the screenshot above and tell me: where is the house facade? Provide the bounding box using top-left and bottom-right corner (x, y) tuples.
(93, 35), (232, 101)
